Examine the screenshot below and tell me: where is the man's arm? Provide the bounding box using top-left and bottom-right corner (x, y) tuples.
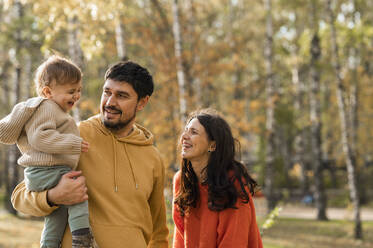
(147, 160), (169, 248)
(11, 181), (56, 217)
(11, 171), (88, 216)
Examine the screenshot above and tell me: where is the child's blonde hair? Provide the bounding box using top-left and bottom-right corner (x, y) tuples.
(35, 55), (82, 96)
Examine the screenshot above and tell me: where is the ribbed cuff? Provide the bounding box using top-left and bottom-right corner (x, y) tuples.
(41, 190), (58, 213)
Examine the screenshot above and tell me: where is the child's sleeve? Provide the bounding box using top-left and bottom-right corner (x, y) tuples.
(26, 103), (82, 154)
(0, 102), (32, 144)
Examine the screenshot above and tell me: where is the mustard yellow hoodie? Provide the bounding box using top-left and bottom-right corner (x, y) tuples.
(12, 115), (169, 248)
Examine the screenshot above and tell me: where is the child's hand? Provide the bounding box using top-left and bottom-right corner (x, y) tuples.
(81, 140), (89, 152)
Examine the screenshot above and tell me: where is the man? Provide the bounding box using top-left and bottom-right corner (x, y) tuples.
(11, 61), (169, 248)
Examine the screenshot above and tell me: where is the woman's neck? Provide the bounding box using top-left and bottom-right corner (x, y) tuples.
(190, 158), (208, 182)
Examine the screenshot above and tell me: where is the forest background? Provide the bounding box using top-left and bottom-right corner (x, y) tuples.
(0, 0), (372, 244)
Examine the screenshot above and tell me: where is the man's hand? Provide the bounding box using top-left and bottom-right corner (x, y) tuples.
(47, 171), (88, 206)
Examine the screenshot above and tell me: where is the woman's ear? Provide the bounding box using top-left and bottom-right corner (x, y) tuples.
(208, 141), (216, 152)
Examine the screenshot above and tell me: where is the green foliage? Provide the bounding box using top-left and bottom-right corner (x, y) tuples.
(261, 206), (283, 236)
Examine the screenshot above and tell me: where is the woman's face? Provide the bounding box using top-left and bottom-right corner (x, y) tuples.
(181, 118), (214, 164)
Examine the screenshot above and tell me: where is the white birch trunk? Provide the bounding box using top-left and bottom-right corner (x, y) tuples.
(24, 52), (32, 98)
(172, 0), (187, 124)
(68, 15), (84, 122)
(308, 0), (328, 220)
(115, 12), (127, 60)
(291, 64), (309, 196)
(186, 0), (201, 107)
(327, 0), (362, 239)
(6, 0), (23, 214)
(264, 0), (277, 212)
(309, 32), (328, 220)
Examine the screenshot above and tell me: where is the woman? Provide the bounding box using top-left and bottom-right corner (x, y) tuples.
(173, 109), (263, 248)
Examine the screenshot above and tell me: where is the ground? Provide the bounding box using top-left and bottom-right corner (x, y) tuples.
(0, 212), (42, 248)
(1, 202), (373, 248)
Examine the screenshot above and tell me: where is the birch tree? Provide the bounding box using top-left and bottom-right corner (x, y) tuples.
(172, 0), (187, 124)
(264, 0), (277, 212)
(327, 0), (362, 239)
(115, 11), (127, 60)
(68, 14), (84, 122)
(309, 0), (327, 220)
(5, 0), (24, 214)
(288, 9), (309, 196)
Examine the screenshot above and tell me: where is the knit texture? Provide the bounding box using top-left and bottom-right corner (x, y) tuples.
(172, 171), (263, 248)
(0, 97), (82, 169)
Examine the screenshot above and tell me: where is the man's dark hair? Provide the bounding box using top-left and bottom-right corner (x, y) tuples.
(104, 61), (154, 99)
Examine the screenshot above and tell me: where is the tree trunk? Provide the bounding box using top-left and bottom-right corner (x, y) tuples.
(68, 15), (84, 122)
(172, 0), (188, 124)
(264, 0), (277, 212)
(327, 0), (362, 239)
(309, 32), (328, 220)
(0, 59), (11, 196)
(186, 0), (201, 107)
(5, 0), (23, 215)
(348, 1), (366, 204)
(309, 0), (328, 220)
(115, 12), (127, 61)
(24, 52), (33, 98)
(291, 64), (309, 196)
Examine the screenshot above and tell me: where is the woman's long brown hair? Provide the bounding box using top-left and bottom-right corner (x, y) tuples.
(174, 109), (258, 216)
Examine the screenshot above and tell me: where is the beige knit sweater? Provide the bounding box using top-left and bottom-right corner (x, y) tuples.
(0, 97), (82, 169)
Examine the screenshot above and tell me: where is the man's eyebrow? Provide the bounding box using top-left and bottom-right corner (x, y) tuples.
(103, 87), (130, 96)
(116, 90), (130, 96)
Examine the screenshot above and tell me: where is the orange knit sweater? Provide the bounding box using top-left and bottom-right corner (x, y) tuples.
(172, 171), (263, 248)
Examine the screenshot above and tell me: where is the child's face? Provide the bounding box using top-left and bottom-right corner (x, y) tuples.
(44, 81), (82, 112)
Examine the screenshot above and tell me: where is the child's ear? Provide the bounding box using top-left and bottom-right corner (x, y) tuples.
(42, 86), (52, 98)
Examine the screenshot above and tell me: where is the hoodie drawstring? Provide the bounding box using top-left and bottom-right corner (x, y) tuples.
(111, 134), (118, 192)
(124, 143), (139, 189)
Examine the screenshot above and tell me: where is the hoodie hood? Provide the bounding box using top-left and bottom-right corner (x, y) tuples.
(86, 114), (154, 145)
(82, 115), (155, 192)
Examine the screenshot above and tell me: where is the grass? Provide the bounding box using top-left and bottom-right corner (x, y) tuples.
(259, 217), (373, 248)
(1, 212), (373, 248)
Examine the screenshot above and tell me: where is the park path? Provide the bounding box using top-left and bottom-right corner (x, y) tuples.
(2, 199), (373, 221)
(254, 198), (373, 221)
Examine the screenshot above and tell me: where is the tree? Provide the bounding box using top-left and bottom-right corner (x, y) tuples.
(327, 0), (362, 239)
(264, 0), (277, 212)
(172, 0), (188, 125)
(309, 0), (328, 220)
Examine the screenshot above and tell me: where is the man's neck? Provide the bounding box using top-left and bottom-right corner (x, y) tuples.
(112, 124), (134, 138)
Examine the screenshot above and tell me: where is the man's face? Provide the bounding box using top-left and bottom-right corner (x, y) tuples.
(100, 79), (147, 133)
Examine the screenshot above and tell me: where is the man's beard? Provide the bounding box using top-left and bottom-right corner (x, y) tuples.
(102, 106), (136, 131)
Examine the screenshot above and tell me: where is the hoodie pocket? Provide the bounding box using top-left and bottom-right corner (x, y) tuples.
(91, 223), (147, 248)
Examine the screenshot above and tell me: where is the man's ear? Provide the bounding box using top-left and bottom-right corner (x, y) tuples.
(136, 95), (150, 111)
(42, 86), (52, 98)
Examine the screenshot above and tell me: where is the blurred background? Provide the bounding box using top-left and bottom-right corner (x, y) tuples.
(0, 0), (372, 247)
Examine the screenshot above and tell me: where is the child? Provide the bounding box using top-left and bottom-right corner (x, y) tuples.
(0, 56), (98, 248)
